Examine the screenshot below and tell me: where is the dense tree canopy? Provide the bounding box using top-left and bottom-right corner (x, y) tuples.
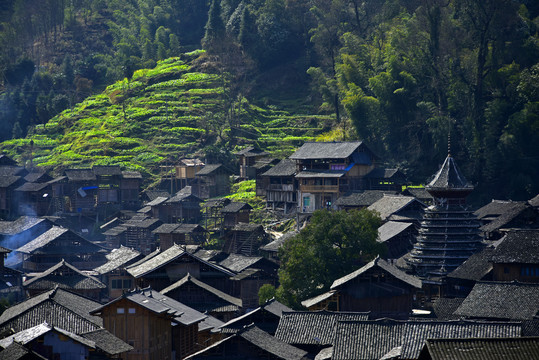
(277, 209), (385, 308)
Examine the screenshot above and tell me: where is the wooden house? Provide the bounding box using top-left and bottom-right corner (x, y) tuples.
(335, 190), (395, 211)
(91, 287), (207, 360)
(490, 229), (539, 282)
(0, 287), (104, 334)
(260, 159), (297, 214)
(302, 257), (422, 318)
(0, 172), (25, 219)
(254, 158), (280, 196)
(94, 246), (143, 301)
(235, 146), (269, 180)
(289, 141), (378, 213)
(0, 216), (53, 250)
(63, 169), (98, 215)
(15, 226), (107, 272)
(126, 244), (235, 292)
(103, 225), (127, 249)
(174, 159), (205, 190)
(417, 337), (539, 360)
(13, 182), (52, 216)
(260, 230), (298, 262)
(377, 221), (416, 261)
(363, 168), (407, 191)
(474, 200), (538, 240)
(221, 201), (252, 228)
(401, 187), (435, 206)
(222, 223), (268, 256)
(445, 245), (496, 297)
(152, 223), (206, 250)
(122, 216), (162, 255)
(0, 245), (23, 301)
(0, 323), (133, 360)
(203, 198), (231, 230)
(217, 298), (292, 336)
(160, 188), (202, 223)
(120, 170), (142, 210)
(274, 311), (370, 354)
(218, 253), (279, 308)
(23, 259), (106, 301)
(454, 281), (539, 321)
(367, 195), (426, 223)
(193, 164), (233, 199)
(160, 273), (242, 322)
(185, 325), (309, 360)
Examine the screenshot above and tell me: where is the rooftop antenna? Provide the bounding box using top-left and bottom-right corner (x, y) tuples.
(447, 129), (451, 157)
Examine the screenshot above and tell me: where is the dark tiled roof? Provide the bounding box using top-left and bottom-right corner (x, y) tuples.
(23, 260), (106, 290)
(146, 196), (168, 206)
(419, 337), (539, 360)
(92, 165), (122, 176)
(232, 222), (264, 232)
(0, 323), (96, 350)
(221, 201), (252, 213)
(127, 245), (234, 278)
(152, 223), (183, 234)
(367, 195), (425, 221)
(295, 170), (346, 178)
(378, 221), (413, 243)
(123, 217), (161, 229)
(530, 194), (539, 207)
(432, 297), (465, 320)
(165, 189), (201, 204)
(402, 187), (434, 202)
(81, 328), (134, 355)
(491, 229), (539, 264)
(24, 170), (51, 183)
(198, 314), (225, 332)
(331, 256), (422, 289)
(187, 325), (308, 360)
(289, 141), (364, 160)
(121, 170), (142, 179)
(192, 249), (224, 261)
(16, 226), (102, 254)
(0, 155), (17, 166)
(275, 311), (370, 346)
(0, 287), (103, 334)
(203, 198), (231, 208)
(0, 175), (21, 188)
(102, 226), (127, 236)
(93, 246), (141, 274)
(263, 298), (293, 318)
(474, 200), (530, 232)
(196, 164), (232, 176)
(301, 290), (337, 309)
(335, 190), (393, 207)
(0, 216), (47, 236)
(14, 182), (49, 192)
(218, 253), (263, 273)
(426, 155), (473, 191)
(92, 287), (206, 326)
(400, 320), (521, 359)
(0, 341), (47, 359)
(235, 146), (269, 157)
(160, 273), (242, 308)
(447, 246), (496, 281)
(0, 166), (24, 176)
(64, 169), (96, 181)
(331, 319), (405, 360)
(261, 159), (297, 177)
(261, 231), (298, 252)
(143, 190), (170, 201)
(455, 281), (539, 320)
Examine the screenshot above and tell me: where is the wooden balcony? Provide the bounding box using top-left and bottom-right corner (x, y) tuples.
(300, 184), (339, 193)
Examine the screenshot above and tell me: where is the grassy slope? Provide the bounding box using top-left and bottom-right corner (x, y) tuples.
(1, 51), (333, 184)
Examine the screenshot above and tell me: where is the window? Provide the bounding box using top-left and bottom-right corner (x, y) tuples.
(303, 197), (310, 207)
(117, 308), (125, 314)
(128, 308), (136, 314)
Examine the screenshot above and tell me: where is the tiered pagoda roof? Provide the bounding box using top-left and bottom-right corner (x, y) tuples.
(407, 153), (482, 282)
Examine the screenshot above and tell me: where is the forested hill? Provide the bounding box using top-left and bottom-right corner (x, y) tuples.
(0, 0), (538, 202)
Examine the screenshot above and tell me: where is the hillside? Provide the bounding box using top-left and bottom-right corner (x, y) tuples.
(0, 51), (334, 184)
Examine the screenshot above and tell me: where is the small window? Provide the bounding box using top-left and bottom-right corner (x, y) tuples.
(128, 308), (136, 314)
(117, 308), (125, 314)
(303, 197), (310, 207)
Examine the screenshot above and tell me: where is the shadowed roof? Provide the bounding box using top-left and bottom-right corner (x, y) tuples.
(426, 155), (473, 191)
(290, 141), (366, 160)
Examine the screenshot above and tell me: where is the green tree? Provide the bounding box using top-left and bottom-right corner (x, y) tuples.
(277, 209), (384, 308)
(258, 284), (276, 305)
(203, 0), (226, 52)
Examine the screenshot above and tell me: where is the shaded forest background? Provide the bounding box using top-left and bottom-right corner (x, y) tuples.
(0, 0), (538, 204)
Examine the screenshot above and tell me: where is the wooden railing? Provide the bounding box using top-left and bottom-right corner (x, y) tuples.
(300, 185), (339, 193)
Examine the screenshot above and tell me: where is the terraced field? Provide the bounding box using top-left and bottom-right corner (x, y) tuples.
(1, 51), (334, 182)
